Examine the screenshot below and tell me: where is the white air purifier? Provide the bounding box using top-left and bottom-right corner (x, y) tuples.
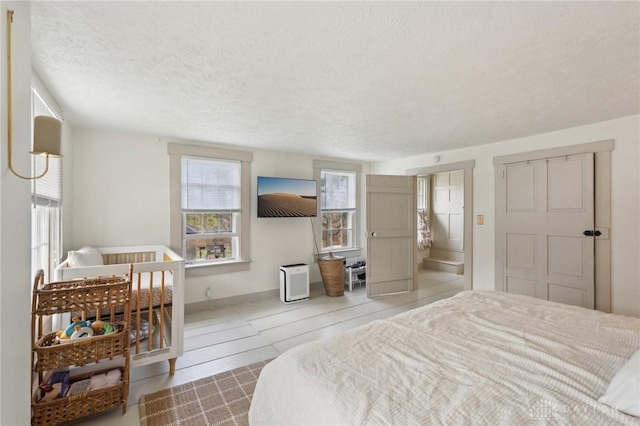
(279, 263), (310, 304)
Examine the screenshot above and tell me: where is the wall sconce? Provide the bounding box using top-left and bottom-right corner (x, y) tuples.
(6, 10), (62, 180)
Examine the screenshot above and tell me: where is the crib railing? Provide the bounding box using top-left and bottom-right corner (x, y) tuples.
(55, 245), (184, 375)
(103, 250), (156, 265)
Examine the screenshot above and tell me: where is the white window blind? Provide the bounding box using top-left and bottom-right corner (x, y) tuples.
(32, 87), (61, 206)
(321, 170), (356, 211)
(33, 156), (62, 205)
(181, 157), (241, 211)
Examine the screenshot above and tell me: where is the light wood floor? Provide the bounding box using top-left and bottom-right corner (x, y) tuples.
(72, 269), (464, 425)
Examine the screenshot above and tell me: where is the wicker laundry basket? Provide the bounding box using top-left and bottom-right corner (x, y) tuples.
(318, 253), (345, 297)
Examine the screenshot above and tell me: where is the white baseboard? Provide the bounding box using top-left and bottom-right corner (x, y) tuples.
(186, 280), (325, 314)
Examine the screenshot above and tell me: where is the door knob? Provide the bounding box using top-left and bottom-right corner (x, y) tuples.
(371, 232), (377, 237)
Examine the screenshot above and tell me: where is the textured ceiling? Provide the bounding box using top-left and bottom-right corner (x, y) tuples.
(31, 1), (639, 162)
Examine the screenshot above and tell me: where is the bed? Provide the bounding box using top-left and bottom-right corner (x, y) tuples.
(249, 290), (640, 425)
(54, 245), (185, 375)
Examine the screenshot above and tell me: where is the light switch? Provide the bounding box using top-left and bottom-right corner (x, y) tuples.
(477, 215), (484, 225)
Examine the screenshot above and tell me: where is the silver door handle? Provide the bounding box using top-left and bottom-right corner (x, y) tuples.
(371, 232), (377, 237)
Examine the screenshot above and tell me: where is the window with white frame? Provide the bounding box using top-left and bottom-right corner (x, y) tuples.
(169, 143), (252, 271)
(320, 170), (356, 250)
(417, 176), (427, 211)
(182, 157), (240, 264)
(313, 160), (362, 255)
(31, 86), (63, 282)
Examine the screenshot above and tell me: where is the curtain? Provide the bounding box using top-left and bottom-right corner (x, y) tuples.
(417, 209), (432, 250)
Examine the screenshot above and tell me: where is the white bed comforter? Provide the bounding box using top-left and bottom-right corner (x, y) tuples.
(249, 291), (640, 425)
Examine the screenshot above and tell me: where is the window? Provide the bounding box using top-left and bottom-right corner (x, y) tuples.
(417, 176), (427, 211)
(169, 144), (252, 272)
(313, 160), (362, 256)
(182, 157), (240, 264)
(320, 170), (356, 250)
(31, 86), (63, 282)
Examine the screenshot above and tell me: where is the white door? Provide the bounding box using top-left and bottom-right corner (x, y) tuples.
(431, 170), (464, 252)
(497, 153), (595, 308)
(366, 174), (417, 296)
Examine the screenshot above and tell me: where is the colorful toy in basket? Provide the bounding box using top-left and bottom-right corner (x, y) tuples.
(89, 320), (116, 334)
(56, 317), (90, 341)
(70, 325), (94, 339)
(55, 317), (117, 343)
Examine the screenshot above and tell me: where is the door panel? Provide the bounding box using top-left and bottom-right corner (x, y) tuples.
(366, 174), (416, 297)
(506, 163), (535, 211)
(368, 192), (412, 234)
(431, 171), (464, 251)
(548, 159), (585, 211)
(499, 153), (594, 308)
(506, 233), (536, 270)
(505, 276), (536, 297)
(548, 284), (584, 307)
(548, 236), (584, 277)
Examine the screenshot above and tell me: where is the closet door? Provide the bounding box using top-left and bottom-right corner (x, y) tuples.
(496, 153), (595, 308)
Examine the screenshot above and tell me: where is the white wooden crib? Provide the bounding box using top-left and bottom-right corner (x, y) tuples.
(55, 245), (185, 375)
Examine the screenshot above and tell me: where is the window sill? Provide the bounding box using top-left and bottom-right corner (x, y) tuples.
(185, 259), (251, 277)
(313, 247), (363, 262)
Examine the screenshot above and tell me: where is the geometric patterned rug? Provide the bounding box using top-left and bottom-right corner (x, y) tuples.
(139, 359), (272, 426)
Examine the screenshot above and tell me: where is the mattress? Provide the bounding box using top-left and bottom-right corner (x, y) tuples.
(249, 290), (640, 425)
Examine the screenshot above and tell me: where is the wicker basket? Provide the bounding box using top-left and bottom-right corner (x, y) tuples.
(33, 276), (130, 315)
(31, 367), (127, 426)
(31, 271), (131, 425)
(33, 322), (128, 373)
(318, 253), (345, 297)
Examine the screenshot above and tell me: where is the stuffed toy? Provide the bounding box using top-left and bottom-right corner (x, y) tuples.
(56, 317), (90, 341)
(56, 318), (117, 343)
(70, 325), (94, 339)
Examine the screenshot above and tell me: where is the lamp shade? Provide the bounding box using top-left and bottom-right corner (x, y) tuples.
(32, 116), (62, 156)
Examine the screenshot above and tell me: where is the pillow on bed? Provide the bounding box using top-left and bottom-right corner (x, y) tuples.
(598, 349), (640, 417)
(67, 246), (104, 268)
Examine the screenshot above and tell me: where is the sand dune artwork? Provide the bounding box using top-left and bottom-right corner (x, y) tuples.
(257, 177), (317, 218)
(258, 193), (317, 217)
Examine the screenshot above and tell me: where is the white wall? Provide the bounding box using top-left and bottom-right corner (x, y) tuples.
(69, 128), (369, 304)
(71, 129), (169, 247)
(0, 2), (35, 424)
(371, 115), (640, 317)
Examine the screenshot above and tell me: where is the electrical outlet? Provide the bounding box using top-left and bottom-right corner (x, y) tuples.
(206, 287), (213, 298)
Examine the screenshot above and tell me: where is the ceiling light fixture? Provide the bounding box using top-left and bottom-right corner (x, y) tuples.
(6, 10), (62, 180)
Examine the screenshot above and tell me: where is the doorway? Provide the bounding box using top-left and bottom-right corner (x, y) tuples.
(419, 170), (465, 275)
(407, 160), (474, 291)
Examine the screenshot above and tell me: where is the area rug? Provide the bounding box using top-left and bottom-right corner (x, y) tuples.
(139, 359), (272, 426)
